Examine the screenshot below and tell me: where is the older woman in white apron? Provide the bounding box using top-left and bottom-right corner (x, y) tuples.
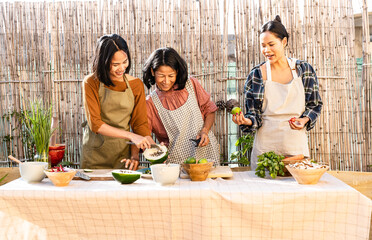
(233, 16), (322, 170)
(142, 47), (220, 165)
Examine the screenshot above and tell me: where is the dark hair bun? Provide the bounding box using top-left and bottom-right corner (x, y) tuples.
(274, 15), (281, 23)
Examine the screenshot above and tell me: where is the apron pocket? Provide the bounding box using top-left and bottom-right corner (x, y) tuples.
(86, 128), (105, 149)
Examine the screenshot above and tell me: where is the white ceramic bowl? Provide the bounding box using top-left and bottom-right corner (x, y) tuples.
(19, 162), (48, 183)
(150, 164), (180, 185)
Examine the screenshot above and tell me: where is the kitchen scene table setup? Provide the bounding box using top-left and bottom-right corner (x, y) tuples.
(0, 164), (371, 240)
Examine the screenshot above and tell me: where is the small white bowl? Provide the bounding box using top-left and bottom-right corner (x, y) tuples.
(19, 162), (48, 183)
(151, 164), (180, 185)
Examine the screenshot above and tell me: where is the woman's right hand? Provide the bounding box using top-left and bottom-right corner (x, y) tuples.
(232, 112), (252, 126)
(130, 134), (152, 150)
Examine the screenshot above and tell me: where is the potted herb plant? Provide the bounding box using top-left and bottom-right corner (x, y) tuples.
(24, 100), (56, 167)
(230, 133), (254, 167)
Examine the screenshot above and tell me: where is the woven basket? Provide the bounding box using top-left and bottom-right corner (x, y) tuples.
(182, 162), (213, 181)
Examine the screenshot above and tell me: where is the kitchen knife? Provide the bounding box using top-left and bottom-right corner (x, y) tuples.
(75, 171), (91, 180)
(127, 142), (161, 150)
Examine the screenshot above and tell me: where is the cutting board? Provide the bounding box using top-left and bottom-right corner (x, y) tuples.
(74, 169), (114, 181)
(208, 166), (233, 178)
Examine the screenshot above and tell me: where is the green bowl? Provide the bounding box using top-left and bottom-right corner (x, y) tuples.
(111, 170), (141, 184)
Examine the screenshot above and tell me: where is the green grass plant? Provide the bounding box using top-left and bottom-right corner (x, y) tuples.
(23, 100), (56, 162)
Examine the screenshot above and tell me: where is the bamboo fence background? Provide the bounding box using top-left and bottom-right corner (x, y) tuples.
(0, 0), (370, 171)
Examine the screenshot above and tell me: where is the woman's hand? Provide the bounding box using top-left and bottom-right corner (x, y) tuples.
(196, 129), (209, 147)
(130, 134), (152, 150)
(288, 117), (309, 130)
(120, 158), (139, 170)
(232, 112), (252, 126)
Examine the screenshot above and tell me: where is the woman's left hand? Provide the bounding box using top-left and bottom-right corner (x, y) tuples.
(288, 117), (309, 130)
(196, 129), (209, 147)
(120, 158), (139, 170)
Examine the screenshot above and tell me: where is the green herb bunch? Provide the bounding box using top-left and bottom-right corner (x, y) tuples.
(255, 151), (285, 178)
(24, 100), (56, 161)
(230, 133), (254, 166)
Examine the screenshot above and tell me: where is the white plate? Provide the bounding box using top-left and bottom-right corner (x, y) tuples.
(141, 173), (152, 179)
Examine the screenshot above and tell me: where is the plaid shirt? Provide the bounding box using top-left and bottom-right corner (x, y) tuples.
(240, 59), (323, 133)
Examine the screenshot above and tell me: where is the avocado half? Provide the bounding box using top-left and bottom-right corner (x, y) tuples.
(143, 145), (168, 164)
(112, 170), (141, 184)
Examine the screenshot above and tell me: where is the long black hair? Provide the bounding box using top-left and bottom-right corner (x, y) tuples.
(260, 15), (289, 44)
(92, 34), (131, 87)
(142, 47), (188, 90)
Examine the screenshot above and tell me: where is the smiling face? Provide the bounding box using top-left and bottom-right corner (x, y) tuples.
(109, 50), (129, 81)
(260, 31), (287, 64)
(153, 65), (177, 91)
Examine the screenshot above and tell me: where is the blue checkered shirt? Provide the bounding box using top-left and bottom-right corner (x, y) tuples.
(240, 59), (323, 133)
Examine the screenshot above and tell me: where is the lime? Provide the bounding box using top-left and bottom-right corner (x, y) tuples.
(231, 107), (242, 115)
(198, 158), (208, 164)
(185, 157), (196, 164)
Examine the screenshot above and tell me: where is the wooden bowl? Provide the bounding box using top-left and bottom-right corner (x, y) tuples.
(282, 158), (304, 176)
(285, 165), (329, 184)
(44, 170), (76, 187)
(182, 162), (213, 181)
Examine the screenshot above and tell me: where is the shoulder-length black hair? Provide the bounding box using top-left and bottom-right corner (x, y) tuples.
(142, 47), (188, 90)
(92, 34), (131, 87)
(260, 15), (289, 44)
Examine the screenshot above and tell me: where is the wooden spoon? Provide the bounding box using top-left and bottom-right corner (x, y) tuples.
(8, 155), (22, 164)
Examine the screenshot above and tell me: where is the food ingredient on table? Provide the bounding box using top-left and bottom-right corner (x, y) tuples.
(112, 170), (141, 184)
(49, 165), (69, 172)
(288, 160), (328, 169)
(255, 151), (285, 178)
(185, 157), (197, 164)
(143, 144), (168, 164)
(198, 158), (208, 164)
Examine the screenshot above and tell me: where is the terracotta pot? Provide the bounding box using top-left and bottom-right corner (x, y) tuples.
(49, 144), (66, 167)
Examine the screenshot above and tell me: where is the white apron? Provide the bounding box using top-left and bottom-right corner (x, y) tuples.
(151, 80), (220, 165)
(251, 58), (310, 170)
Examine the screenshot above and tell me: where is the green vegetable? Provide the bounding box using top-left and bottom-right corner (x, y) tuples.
(23, 100), (56, 162)
(230, 133), (254, 166)
(255, 151), (285, 178)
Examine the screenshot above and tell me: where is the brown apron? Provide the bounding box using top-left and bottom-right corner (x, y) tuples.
(81, 77), (134, 169)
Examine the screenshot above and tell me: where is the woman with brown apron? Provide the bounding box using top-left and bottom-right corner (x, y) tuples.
(81, 34), (155, 170)
(142, 47), (220, 165)
(233, 16), (322, 170)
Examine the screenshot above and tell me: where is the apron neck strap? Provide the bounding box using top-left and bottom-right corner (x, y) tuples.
(266, 61), (272, 82)
(266, 58), (298, 81)
(287, 58), (298, 78)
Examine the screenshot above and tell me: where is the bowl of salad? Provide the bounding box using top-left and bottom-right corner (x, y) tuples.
(44, 165), (76, 187)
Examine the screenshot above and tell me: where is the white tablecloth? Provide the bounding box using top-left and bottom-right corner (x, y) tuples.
(0, 172), (371, 240)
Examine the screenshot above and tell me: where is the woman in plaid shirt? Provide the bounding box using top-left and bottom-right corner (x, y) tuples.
(232, 15), (322, 170)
